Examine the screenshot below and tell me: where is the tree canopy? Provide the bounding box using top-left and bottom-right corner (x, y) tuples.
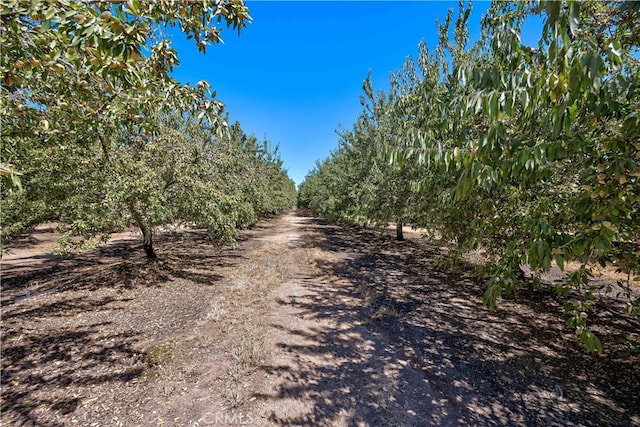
(298, 0), (640, 352)
(1, 1), (297, 258)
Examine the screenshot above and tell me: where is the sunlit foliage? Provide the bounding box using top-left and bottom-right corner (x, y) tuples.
(299, 0), (640, 351)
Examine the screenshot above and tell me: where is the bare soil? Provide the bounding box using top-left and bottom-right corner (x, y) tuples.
(1, 209), (639, 426)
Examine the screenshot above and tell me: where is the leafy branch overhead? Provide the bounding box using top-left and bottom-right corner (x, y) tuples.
(1, 0), (251, 146)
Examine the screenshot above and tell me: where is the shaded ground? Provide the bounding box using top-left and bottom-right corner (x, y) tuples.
(1, 210), (639, 426)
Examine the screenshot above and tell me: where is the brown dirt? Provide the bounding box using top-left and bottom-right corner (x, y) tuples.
(1, 209), (639, 426)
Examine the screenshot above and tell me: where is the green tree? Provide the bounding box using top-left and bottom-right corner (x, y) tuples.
(299, 0), (639, 351)
(449, 0), (639, 351)
(2, 1), (297, 258)
(1, 0), (250, 194)
(3, 110), (296, 259)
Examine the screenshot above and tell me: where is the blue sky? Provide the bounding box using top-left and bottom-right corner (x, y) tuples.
(169, 1), (494, 186)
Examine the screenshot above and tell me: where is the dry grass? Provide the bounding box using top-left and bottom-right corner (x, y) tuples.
(371, 305), (399, 320)
(195, 247), (288, 410)
(305, 246), (338, 266)
(144, 342), (174, 374)
(247, 242), (284, 259)
(223, 322), (266, 409)
(441, 244), (639, 289)
(357, 283), (377, 307)
(302, 230), (340, 277)
(564, 260), (638, 284)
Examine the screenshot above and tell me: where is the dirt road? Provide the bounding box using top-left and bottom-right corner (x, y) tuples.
(1, 210), (639, 426)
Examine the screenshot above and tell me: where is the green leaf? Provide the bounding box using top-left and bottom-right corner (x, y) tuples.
(568, 0), (580, 37)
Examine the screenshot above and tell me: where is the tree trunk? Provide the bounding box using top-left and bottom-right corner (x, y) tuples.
(396, 219), (404, 241)
(130, 201), (156, 260)
(140, 225), (156, 259)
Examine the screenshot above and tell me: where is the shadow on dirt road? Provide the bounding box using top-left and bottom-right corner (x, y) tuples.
(256, 211), (639, 426)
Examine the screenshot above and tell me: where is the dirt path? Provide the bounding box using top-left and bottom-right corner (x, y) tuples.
(245, 214), (459, 426)
(1, 210), (639, 426)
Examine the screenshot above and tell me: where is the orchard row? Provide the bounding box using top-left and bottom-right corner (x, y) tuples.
(1, 1), (296, 258)
(299, 1), (639, 352)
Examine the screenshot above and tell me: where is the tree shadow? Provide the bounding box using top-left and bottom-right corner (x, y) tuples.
(1, 320), (146, 426)
(256, 212), (640, 426)
(1, 229), (244, 307)
(0, 226), (253, 425)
